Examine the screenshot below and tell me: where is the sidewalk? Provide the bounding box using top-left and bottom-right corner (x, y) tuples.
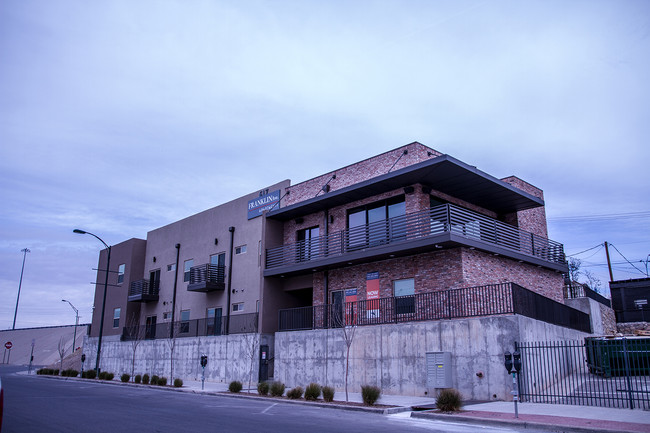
(180, 377), (650, 432)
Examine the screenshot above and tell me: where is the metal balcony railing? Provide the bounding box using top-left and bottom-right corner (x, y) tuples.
(121, 312), (258, 341)
(278, 283), (590, 333)
(189, 264), (226, 285)
(266, 204), (566, 269)
(128, 279), (160, 302)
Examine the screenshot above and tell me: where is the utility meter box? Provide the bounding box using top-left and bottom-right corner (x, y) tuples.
(426, 351), (452, 388)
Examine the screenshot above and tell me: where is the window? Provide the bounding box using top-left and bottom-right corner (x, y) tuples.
(167, 263), (176, 272)
(210, 253), (226, 282)
(117, 264), (125, 284)
(347, 196), (406, 249)
(184, 259), (193, 282)
(206, 307), (222, 336)
(235, 245), (247, 255)
(145, 315), (157, 339)
(297, 227), (320, 261)
(149, 269), (160, 293)
(113, 308), (121, 328)
(394, 278), (415, 315)
(210, 253), (226, 267)
(180, 309), (190, 333)
(233, 302), (244, 312)
(163, 311), (172, 321)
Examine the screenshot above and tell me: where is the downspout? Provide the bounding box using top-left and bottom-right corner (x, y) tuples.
(324, 209), (330, 324)
(170, 243), (180, 338)
(226, 226), (235, 334)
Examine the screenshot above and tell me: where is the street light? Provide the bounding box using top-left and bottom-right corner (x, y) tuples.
(74, 229), (111, 374)
(13, 248), (30, 330)
(62, 299), (79, 353)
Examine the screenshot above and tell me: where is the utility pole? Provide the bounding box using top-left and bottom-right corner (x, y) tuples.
(13, 248), (31, 329)
(604, 241), (614, 282)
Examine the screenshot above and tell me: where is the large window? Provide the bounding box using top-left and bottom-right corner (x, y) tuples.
(184, 259), (193, 282)
(297, 226), (320, 262)
(113, 308), (121, 328)
(206, 307), (223, 336)
(393, 278), (415, 315)
(149, 269), (160, 293)
(180, 309), (190, 334)
(347, 196), (406, 249)
(117, 264), (125, 284)
(145, 315), (157, 339)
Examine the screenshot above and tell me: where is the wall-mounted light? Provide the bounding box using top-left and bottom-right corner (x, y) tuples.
(322, 184), (330, 193)
(153, 256), (157, 263)
(214, 238), (219, 246)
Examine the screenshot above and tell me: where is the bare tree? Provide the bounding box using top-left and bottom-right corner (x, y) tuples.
(241, 331), (260, 393)
(126, 313), (145, 381)
(568, 258), (581, 282)
(57, 336), (66, 374)
(165, 319), (182, 385)
(332, 303), (357, 402)
(583, 270), (603, 294)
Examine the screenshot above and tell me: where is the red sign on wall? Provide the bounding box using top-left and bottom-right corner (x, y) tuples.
(5, 341), (12, 350)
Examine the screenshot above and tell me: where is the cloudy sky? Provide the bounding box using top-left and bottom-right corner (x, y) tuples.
(1, 0), (648, 329)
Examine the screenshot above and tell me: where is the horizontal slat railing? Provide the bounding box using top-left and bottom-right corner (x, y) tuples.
(278, 282), (591, 333)
(266, 204), (566, 269)
(189, 263), (226, 285)
(129, 279), (159, 298)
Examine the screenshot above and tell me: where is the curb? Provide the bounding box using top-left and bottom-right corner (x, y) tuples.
(411, 410), (645, 433)
(30, 373), (409, 414)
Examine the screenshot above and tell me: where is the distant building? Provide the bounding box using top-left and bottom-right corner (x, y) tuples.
(610, 277), (650, 323)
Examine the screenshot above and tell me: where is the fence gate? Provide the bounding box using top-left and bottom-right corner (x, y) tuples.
(517, 339), (650, 409)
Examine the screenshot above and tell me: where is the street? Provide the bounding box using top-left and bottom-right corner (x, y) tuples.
(1, 366), (533, 433)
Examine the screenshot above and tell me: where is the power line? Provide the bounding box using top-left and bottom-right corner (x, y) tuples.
(567, 243), (604, 257)
(549, 210), (650, 223)
(609, 243), (646, 276)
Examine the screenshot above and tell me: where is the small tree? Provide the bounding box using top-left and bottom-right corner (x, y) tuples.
(165, 319), (181, 386)
(57, 336), (67, 374)
(126, 313), (146, 381)
(242, 331), (260, 393)
(332, 302), (357, 402)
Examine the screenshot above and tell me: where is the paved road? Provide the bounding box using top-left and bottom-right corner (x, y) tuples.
(1, 366), (533, 433)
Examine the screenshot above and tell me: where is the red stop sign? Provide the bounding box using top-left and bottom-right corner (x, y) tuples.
(5, 341), (12, 349)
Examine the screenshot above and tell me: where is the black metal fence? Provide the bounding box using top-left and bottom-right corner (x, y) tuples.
(278, 282), (591, 333)
(121, 313), (258, 341)
(517, 338), (650, 409)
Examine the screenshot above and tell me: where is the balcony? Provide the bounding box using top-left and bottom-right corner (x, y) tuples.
(265, 203), (567, 276)
(128, 279), (159, 303)
(187, 264), (226, 292)
(278, 283), (590, 333)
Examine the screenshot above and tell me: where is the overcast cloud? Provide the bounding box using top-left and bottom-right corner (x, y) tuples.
(1, 0), (648, 329)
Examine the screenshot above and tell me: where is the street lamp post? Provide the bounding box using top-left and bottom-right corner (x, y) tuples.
(62, 299), (79, 353)
(13, 248), (31, 330)
(74, 229), (111, 374)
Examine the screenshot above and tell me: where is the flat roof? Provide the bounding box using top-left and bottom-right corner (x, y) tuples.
(267, 154), (544, 220)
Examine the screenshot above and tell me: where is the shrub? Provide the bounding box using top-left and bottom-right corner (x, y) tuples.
(304, 383), (321, 401)
(229, 380), (243, 393)
(53, 369), (60, 376)
(436, 388), (463, 412)
(134, 374), (142, 384)
(257, 382), (269, 396)
(61, 369), (78, 377)
(322, 386), (335, 402)
(83, 369), (97, 379)
(361, 385), (381, 406)
(142, 374), (150, 385)
(286, 386), (303, 399)
(121, 374), (130, 383)
(174, 378), (183, 388)
(98, 371), (114, 381)
(270, 381), (285, 397)
(158, 377), (168, 386)
(151, 375), (160, 386)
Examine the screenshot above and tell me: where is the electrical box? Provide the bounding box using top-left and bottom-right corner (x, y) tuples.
(426, 351), (452, 388)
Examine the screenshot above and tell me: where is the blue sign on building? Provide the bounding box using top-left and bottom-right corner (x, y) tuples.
(247, 189), (281, 219)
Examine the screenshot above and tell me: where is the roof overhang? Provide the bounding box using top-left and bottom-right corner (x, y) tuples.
(267, 155), (544, 221)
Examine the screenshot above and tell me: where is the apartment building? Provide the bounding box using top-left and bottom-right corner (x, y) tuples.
(86, 142), (599, 397)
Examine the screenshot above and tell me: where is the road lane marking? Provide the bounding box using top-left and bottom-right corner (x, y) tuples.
(261, 403), (278, 414)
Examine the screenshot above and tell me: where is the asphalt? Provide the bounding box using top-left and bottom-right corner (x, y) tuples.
(17, 369), (650, 433)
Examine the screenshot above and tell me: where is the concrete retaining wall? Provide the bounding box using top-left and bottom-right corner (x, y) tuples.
(274, 315), (589, 401)
(83, 333), (267, 386)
